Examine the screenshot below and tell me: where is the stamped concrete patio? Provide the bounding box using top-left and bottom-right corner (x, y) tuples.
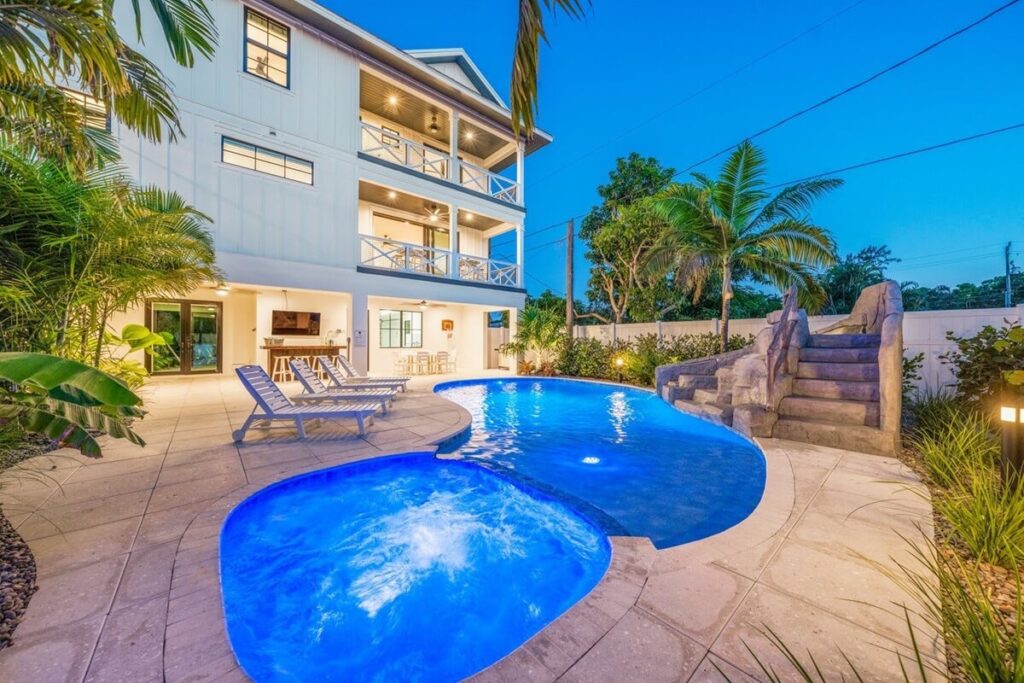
(0, 375), (942, 682)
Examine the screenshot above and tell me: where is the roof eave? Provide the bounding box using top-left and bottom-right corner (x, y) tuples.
(259, 0), (552, 151)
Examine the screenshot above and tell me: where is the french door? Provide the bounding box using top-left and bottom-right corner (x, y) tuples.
(145, 300), (223, 375)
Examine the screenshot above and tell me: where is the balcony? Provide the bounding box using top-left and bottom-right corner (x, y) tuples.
(359, 69), (523, 206)
(360, 235), (520, 288)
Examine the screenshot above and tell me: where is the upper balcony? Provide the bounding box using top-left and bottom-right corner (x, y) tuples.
(357, 181), (523, 290)
(358, 70), (523, 206)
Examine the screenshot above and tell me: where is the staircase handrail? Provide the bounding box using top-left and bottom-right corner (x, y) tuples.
(765, 286), (799, 407)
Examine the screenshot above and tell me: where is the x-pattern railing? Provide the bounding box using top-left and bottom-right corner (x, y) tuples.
(459, 159), (520, 204)
(361, 235), (519, 287)
(360, 122), (448, 179)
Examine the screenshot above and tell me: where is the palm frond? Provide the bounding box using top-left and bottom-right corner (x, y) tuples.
(130, 0), (218, 67)
(511, 0), (586, 137)
(711, 140), (768, 231)
(752, 178), (844, 226)
(736, 253), (828, 312)
(741, 218), (838, 269)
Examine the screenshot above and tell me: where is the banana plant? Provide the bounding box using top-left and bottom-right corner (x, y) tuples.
(0, 352), (145, 457)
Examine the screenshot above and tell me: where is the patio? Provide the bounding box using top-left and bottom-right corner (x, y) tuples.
(0, 374), (941, 682)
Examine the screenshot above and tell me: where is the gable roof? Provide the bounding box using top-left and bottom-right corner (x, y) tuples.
(405, 49), (506, 109)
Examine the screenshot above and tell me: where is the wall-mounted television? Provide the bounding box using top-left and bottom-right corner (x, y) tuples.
(271, 310), (321, 336)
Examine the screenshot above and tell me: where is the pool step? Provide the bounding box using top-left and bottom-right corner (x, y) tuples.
(673, 399), (734, 426)
(661, 374), (718, 402)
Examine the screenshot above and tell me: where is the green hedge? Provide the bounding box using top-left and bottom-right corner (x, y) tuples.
(552, 332), (753, 387)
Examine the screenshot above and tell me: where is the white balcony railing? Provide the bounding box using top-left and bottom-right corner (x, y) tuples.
(360, 121), (522, 205)
(458, 159), (520, 204)
(361, 122), (449, 179)
(360, 235), (520, 288)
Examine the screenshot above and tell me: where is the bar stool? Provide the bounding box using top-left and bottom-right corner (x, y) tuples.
(271, 354), (291, 382)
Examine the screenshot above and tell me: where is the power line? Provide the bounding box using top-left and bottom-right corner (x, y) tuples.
(765, 122), (1024, 188)
(527, 0), (873, 188)
(675, 0), (1022, 176)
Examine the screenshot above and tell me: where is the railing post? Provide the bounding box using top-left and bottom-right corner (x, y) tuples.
(515, 225), (524, 287)
(449, 110), (459, 182)
(516, 140), (525, 204)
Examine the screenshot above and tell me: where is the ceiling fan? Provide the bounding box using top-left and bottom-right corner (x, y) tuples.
(424, 203), (449, 224)
(401, 299), (446, 309)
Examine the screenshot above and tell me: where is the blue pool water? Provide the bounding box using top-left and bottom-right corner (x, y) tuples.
(435, 378), (766, 548)
(220, 454), (610, 682)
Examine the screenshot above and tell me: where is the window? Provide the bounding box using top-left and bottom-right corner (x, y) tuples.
(221, 137), (313, 184)
(380, 310), (422, 348)
(59, 87), (109, 131)
(244, 8), (289, 87)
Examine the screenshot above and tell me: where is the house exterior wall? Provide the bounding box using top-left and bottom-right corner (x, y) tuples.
(109, 0), (529, 374)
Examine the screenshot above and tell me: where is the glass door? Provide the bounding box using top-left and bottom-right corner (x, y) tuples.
(147, 300), (222, 374)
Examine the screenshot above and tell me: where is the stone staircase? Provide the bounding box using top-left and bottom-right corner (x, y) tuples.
(772, 333), (893, 455)
(659, 351), (746, 426)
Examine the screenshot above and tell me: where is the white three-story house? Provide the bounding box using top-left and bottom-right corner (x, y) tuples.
(107, 0), (550, 377)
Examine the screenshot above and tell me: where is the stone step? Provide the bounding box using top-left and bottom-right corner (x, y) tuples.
(673, 399), (734, 426)
(792, 378), (880, 402)
(778, 396), (880, 427)
(796, 362), (879, 382)
(662, 373), (718, 402)
(715, 367), (736, 390)
(691, 388), (732, 405)
(772, 417), (895, 455)
(799, 346), (878, 363)
(808, 334), (881, 349)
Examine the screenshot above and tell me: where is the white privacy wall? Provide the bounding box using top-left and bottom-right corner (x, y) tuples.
(575, 307), (1024, 391)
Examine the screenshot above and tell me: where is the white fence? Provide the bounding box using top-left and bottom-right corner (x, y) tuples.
(574, 306), (1024, 392)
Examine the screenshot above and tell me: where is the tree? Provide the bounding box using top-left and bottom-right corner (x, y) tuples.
(820, 245), (898, 314)
(0, 147), (220, 377)
(501, 303), (564, 372)
(652, 141), (840, 352)
(580, 154), (676, 323)
(511, 0), (587, 136)
(1, 0), (217, 167)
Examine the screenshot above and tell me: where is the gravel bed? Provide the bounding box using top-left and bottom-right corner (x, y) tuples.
(0, 507), (36, 650)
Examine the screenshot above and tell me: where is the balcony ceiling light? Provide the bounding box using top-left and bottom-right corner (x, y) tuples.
(387, 190), (397, 200)
(464, 131), (474, 141)
(215, 284), (231, 297)
(465, 212), (474, 221)
(387, 94), (399, 106)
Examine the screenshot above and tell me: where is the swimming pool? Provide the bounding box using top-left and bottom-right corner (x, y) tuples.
(221, 453), (610, 682)
(435, 377), (766, 548)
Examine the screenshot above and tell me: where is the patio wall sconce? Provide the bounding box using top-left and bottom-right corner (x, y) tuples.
(214, 284), (231, 297)
(615, 356), (624, 383)
(999, 391), (1024, 485)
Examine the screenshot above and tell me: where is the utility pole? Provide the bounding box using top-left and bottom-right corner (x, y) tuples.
(566, 219), (575, 338)
(1006, 242), (1013, 308)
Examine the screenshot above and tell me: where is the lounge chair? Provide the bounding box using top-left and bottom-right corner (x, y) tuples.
(289, 358), (396, 413)
(233, 365), (380, 440)
(317, 355), (410, 393)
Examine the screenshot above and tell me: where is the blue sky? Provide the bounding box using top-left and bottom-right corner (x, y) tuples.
(327, 0), (1024, 299)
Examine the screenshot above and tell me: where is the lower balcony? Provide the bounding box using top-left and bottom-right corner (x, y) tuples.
(359, 235), (520, 289)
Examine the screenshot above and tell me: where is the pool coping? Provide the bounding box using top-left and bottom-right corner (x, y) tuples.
(166, 377), (780, 682)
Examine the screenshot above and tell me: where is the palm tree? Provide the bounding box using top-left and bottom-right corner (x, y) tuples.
(0, 146), (220, 361)
(0, 0), (217, 167)
(651, 141), (841, 352)
(511, 0), (586, 136)
(502, 303), (565, 372)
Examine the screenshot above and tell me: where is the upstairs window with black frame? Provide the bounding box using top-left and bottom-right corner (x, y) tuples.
(244, 8), (290, 87)
(380, 310), (422, 349)
(222, 137), (313, 184)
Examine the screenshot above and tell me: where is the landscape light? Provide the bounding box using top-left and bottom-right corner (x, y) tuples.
(999, 391), (1024, 485)
(615, 356), (624, 383)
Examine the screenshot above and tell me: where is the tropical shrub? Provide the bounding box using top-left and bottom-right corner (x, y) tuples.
(0, 353), (144, 457)
(936, 468), (1024, 568)
(554, 332), (752, 386)
(0, 147), (219, 363)
(501, 304), (565, 373)
(941, 321), (1024, 410)
(906, 408), (998, 489)
(902, 350), (924, 401)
